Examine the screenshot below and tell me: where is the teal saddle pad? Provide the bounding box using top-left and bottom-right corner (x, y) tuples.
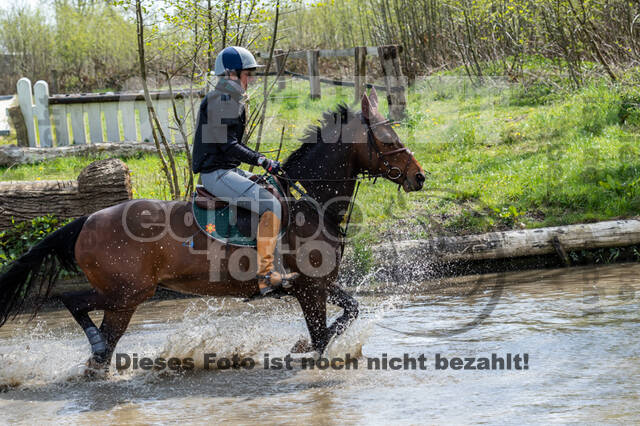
(192, 175), (286, 247)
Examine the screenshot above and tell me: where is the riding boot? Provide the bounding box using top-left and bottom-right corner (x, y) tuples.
(256, 211), (298, 294)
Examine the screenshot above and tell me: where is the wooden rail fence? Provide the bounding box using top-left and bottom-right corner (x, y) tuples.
(15, 45), (406, 148)
(261, 45), (406, 117)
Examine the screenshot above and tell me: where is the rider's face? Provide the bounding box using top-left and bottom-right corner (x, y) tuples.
(239, 69), (256, 90)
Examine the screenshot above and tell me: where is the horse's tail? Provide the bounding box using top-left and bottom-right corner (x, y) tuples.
(0, 216), (89, 327)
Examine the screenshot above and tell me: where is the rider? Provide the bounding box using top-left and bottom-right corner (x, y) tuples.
(192, 46), (298, 298)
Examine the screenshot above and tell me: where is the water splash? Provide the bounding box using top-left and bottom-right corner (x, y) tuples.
(0, 289), (399, 389)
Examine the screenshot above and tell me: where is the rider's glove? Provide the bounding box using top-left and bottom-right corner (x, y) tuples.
(258, 156), (281, 174)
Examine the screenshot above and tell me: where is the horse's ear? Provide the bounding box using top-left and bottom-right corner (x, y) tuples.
(361, 93), (373, 120)
(369, 87), (379, 109)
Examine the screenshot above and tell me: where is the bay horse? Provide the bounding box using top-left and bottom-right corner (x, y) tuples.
(0, 89), (425, 372)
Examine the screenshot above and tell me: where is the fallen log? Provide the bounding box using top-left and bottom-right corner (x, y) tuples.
(0, 158), (132, 229)
(0, 142), (185, 167)
(374, 220), (640, 264)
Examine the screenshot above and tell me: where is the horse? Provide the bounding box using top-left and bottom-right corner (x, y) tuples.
(0, 88), (425, 373)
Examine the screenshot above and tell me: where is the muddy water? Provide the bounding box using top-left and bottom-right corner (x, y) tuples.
(1, 264), (639, 424)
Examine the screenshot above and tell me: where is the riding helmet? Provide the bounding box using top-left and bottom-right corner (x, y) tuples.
(214, 46), (263, 76)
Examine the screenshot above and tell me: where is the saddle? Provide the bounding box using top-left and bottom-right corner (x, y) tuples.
(192, 175), (290, 244)
(194, 187), (234, 210)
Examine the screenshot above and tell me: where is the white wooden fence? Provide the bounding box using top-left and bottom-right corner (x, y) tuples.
(17, 77), (201, 148)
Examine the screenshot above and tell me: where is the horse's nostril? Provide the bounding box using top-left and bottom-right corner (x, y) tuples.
(416, 172), (426, 185)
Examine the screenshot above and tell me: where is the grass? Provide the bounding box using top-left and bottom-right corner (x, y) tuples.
(2, 75), (640, 245)
(0, 132), (16, 146)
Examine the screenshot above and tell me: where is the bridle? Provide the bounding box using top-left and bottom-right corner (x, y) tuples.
(362, 115), (414, 184)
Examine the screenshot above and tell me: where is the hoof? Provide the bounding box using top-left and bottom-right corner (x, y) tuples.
(84, 355), (109, 378)
(83, 367), (107, 379)
(290, 338), (314, 354)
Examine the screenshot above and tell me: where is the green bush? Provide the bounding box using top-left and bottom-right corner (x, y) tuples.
(0, 215), (73, 270)
(350, 236), (374, 277)
(509, 83), (555, 106)
(618, 93), (640, 128)
(576, 85), (624, 135)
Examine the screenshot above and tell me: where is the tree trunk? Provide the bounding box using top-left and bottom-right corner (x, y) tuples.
(0, 142), (185, 167)
(135, 0), (179, 200)
(374, 220), (640, 263)
(0, 158), (132, 229)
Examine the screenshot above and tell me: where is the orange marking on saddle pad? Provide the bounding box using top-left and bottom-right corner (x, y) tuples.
(206, 223), (216, 233)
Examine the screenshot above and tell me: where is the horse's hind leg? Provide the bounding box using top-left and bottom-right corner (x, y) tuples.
(60, 290), (110, 364)
(94, 308), (136, 370)
(62, 288), (145, 373)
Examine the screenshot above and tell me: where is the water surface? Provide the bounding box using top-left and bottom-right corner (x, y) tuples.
(1, 264), (639, 424)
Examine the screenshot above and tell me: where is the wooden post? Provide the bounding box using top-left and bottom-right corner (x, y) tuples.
(354, 46), (367, 102)
(16, 78), (36, 147)
(121, 99), (137, 141)
(136, 101), (153, 142)
(377, 45), (407, 120)
(68, 104), (86, 145)
(274, 49), (286, 90)
(373, 219), (640, 263)
(86, 103), (103, 143)
(102, 102), (120, 142)
(33, 80), (53, 147)
(7, 97), (29, 147)
(0, 142), (187, 167)
(306, 49), (321, 99)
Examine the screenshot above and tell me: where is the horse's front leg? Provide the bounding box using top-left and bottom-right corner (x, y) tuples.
(326, 283), (359, 338)
(293, 283), (329, 355)
(291, 283), (359, 354)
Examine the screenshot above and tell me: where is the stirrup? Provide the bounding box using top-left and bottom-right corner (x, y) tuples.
(257, 271), (298, 289)
(243, 283), (284, 302)
(256, 271), (279, 288)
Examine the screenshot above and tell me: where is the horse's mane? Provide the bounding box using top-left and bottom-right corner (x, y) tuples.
(283, 103), (356, 171)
